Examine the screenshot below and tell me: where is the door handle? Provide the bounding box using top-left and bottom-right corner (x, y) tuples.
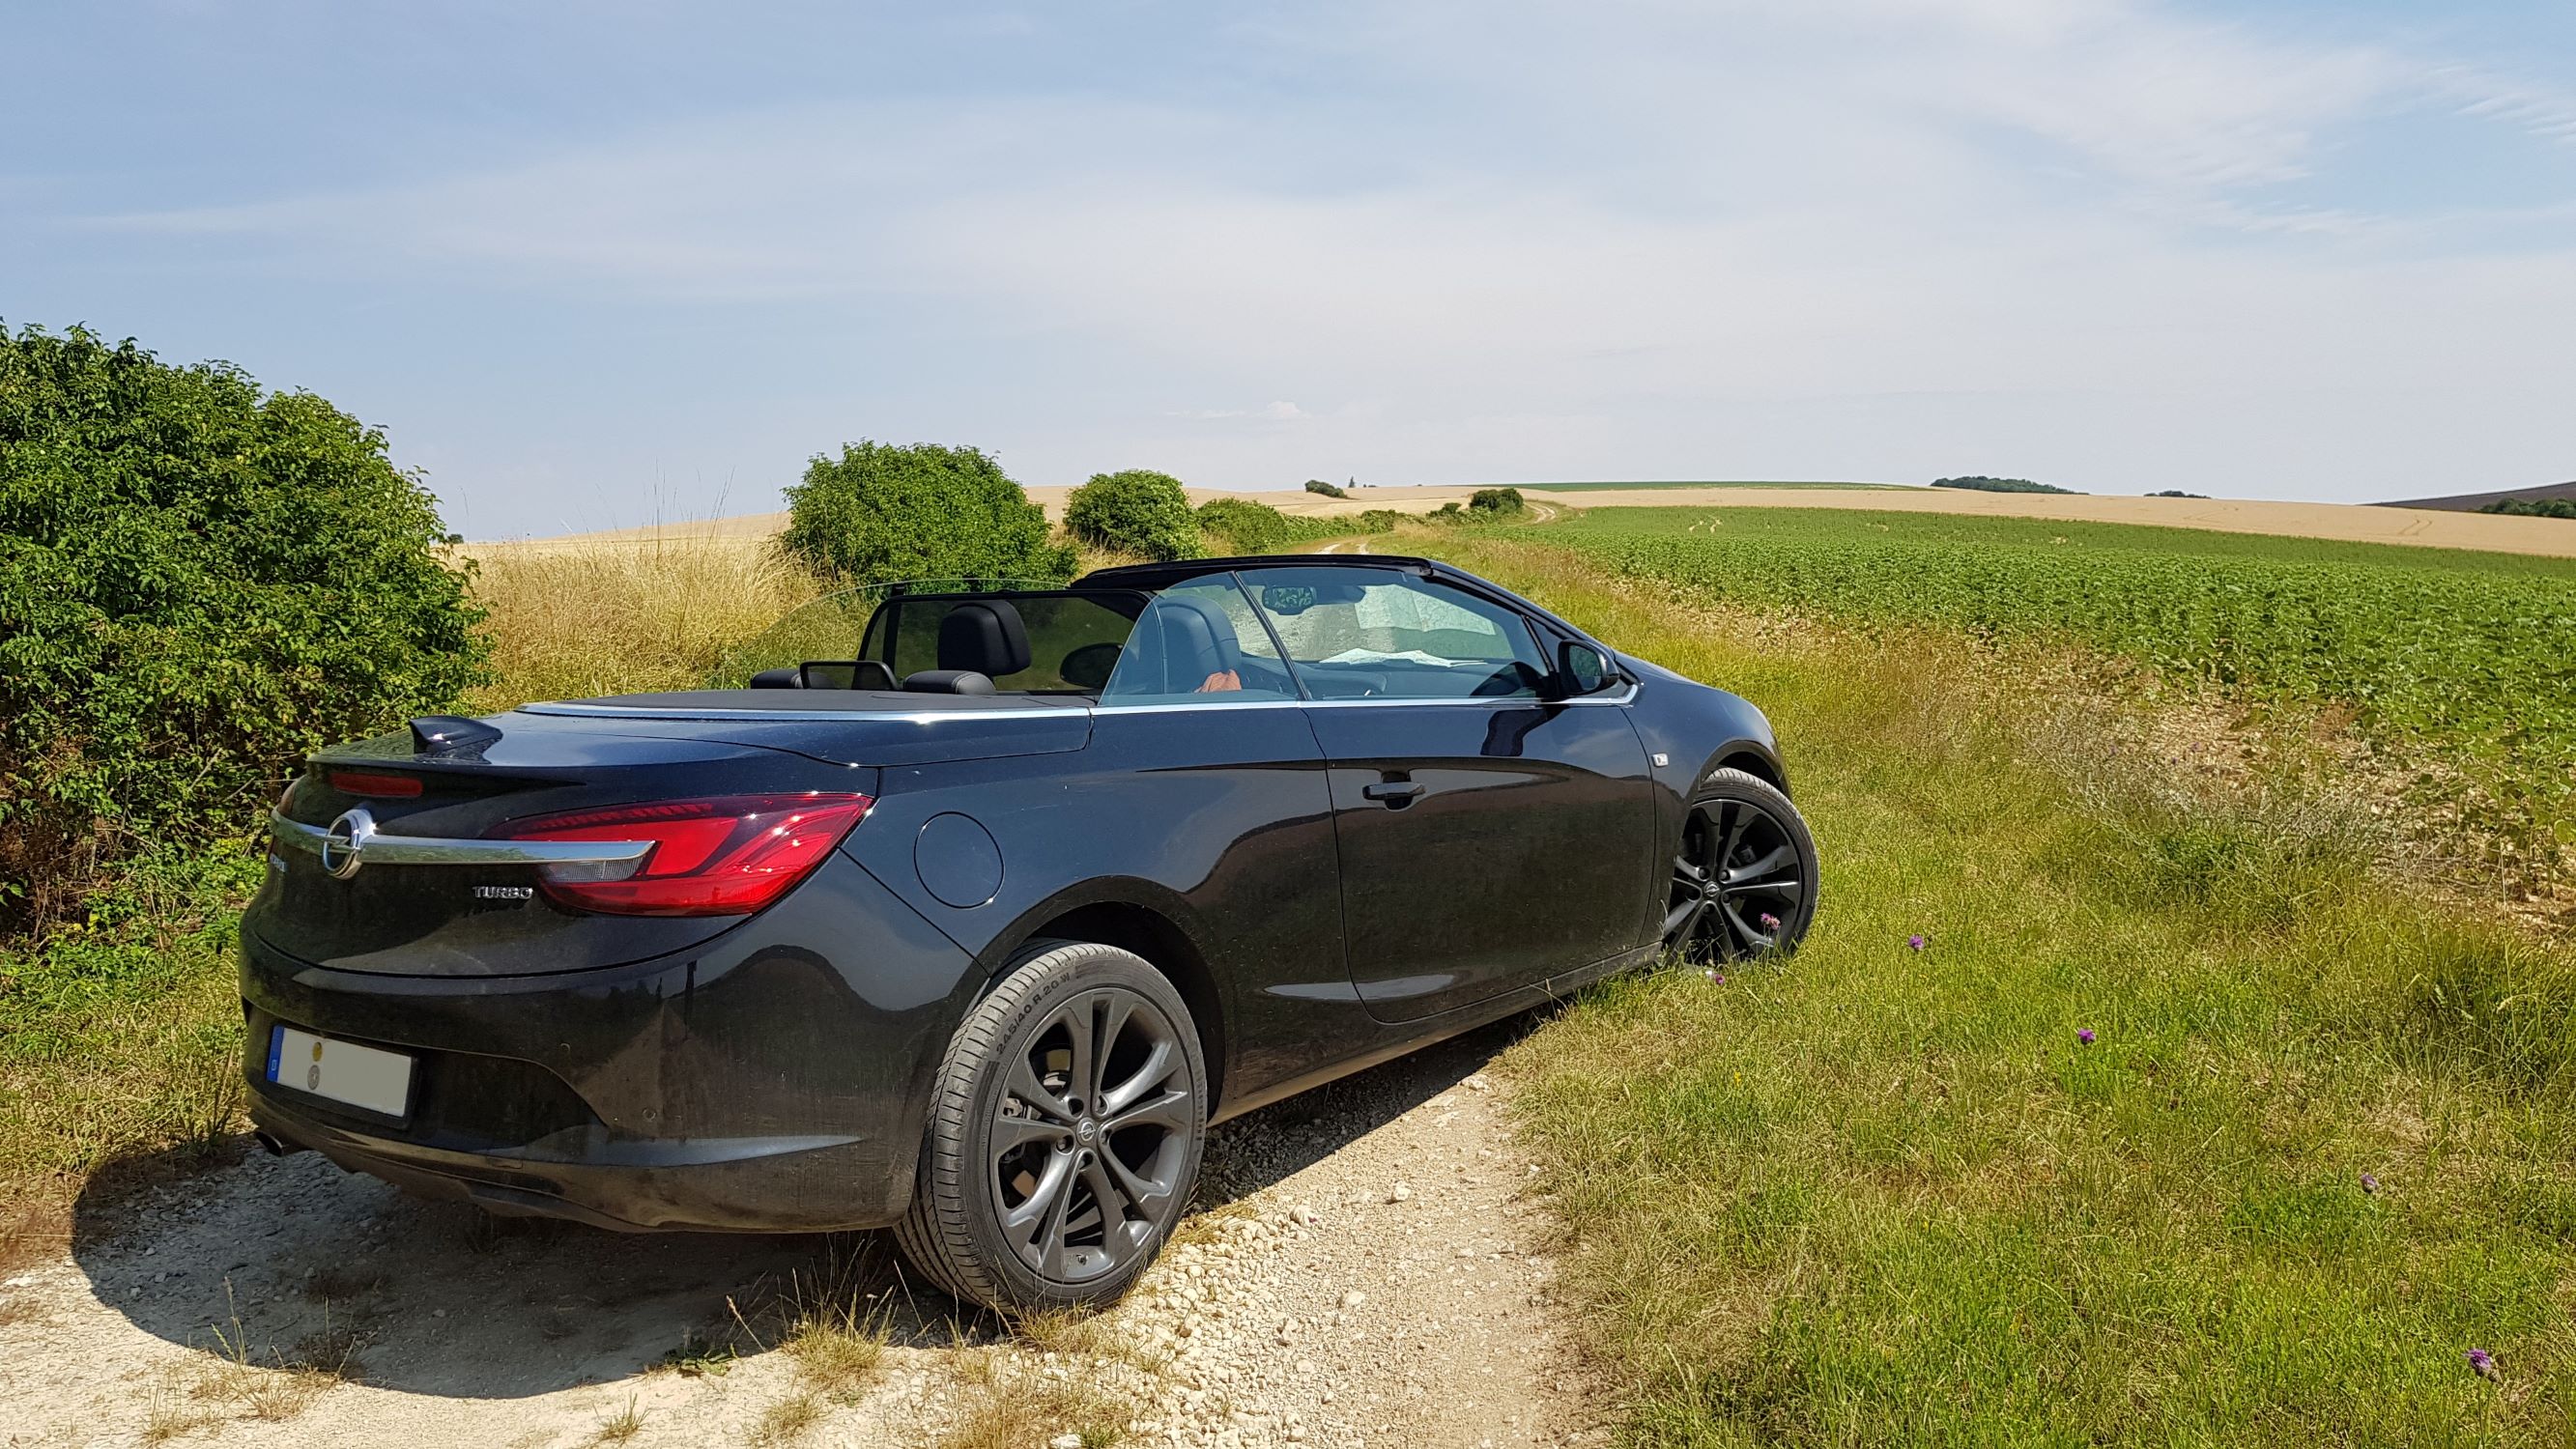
(1361, 781), (1425, 807)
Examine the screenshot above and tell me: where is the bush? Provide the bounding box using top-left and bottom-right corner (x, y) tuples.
(1064, 469), (1202, 562)
(2148, 490), (2210, 499)
(782, 440), (1071, 585)
(0, 324), (488, 930)
(1469, 487), (1527, 516)
(1304, 479), (1347, 498)
(1932, 475), (2078, 495)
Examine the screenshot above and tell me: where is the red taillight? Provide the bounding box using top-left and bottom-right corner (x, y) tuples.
(501, 794), (873, 917)
(329, 770), (425, 798)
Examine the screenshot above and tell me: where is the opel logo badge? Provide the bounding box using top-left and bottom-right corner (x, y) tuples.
(319, 807), (376, 880)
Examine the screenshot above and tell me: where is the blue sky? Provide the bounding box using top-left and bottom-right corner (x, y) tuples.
(5, 1), (2571, 536)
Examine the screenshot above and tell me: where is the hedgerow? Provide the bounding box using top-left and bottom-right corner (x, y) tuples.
(1194, 497), (1391, 554)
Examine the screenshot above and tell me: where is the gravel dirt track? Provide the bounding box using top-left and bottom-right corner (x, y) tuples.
(0, 1016), (1607, 1448)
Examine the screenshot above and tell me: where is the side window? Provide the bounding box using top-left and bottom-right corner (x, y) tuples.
(1100, 576), (1299, 704)
(1247, 567), (1552, 699)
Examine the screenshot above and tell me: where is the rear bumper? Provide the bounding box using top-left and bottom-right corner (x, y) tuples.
(248, 1094), (888, 1232)
(237, 851), (984, 1233)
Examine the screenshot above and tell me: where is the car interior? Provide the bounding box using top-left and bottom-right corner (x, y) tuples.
(743, 573), (1572, 702)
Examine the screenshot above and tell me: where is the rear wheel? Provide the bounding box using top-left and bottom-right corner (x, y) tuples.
(1665, 767), (1818, 962)
(894, 940), (1206, 1311)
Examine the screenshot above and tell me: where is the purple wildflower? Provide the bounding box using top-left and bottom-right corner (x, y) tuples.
(1759, 913), (1782, 932)
(1907, 933), (1927, 952)
(2360, 1172), (2380, 1196)
(2468, 1348), (2499, 1381)
(2076, 1028), (2096, 1046)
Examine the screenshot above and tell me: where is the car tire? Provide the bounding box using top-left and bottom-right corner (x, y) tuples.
(1665, 766), (1818, 962)
(894, 939), (1208, 1311)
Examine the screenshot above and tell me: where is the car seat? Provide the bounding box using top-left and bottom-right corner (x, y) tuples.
(1120, 596), (1248, 695)
(902, 600), (1034, 694)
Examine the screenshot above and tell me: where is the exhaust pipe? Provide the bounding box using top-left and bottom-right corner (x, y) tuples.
(252, 1130), (307, 1157)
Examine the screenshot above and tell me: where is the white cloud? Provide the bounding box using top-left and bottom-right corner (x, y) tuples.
(1176, 401), (1310, 421)
(86, 0), (2576, 508)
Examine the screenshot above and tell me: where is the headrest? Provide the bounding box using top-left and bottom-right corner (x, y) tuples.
(902, 668), (996, 695)
(937, 601), (1032, 678)
(1137, 596), (1242, 691)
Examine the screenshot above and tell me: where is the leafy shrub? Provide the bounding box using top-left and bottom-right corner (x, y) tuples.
(1194, 497), (1297, 554)
(2479, 497), (2576, 520)
(1423, 490), (1526, 526)
(1933, 475), (2078, 495)
(1064, 469), (1202, 562)
(1193, 497), (1396, 554)
(1303, 479), (1347, 498)
(0, 324), (488, 930)
(782, 440), (1070, 585)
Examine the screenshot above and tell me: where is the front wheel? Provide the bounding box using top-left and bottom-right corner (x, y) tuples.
(894, 940), (1207, 1311)
(1664, 767), (1818, 962)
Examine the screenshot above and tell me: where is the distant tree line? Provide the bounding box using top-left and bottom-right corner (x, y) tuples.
(2148, 490), (2209, 499)
(1933, 475), (2079, 496)
(2478, 497), (2576, 521)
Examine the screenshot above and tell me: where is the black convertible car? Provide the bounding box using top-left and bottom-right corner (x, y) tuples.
(243, 554), (1816, 1309)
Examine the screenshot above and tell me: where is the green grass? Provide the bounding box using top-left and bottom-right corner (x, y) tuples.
(1527, 506), (2576, 889)
(0, 845), (256, 1260)
(1410, 534), (2576, 1447)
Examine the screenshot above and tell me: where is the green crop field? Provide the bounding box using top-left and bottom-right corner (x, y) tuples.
(1411, 531), (2576, 1447)
(1531, 506), (2576, 878)
(1513, 480), (1901, 493)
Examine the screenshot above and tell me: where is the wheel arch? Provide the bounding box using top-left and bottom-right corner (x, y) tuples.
(985, 883), (1230, 1113)
(1708, 745), (1788, 795)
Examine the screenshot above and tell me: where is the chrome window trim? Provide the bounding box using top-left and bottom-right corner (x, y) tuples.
(515, 684), (1636, 724)
(518, 701), (1096, 724)
(1093, 697), (1306, 715)
(269, 812), (655, 867)
(1093, 681), (1638, 712)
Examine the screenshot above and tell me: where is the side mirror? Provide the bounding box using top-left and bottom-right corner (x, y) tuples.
(1557, 640), (1616, 696)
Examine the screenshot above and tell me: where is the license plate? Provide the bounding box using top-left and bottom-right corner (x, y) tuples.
(268, 1025), (413, 1120)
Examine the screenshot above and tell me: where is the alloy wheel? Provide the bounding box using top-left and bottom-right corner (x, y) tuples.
(1666, 796), (1807, 961)
(989, 986), (1195, 1283)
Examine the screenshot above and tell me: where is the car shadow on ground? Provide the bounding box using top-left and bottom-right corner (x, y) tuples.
(66, 1009), (1550, 1401)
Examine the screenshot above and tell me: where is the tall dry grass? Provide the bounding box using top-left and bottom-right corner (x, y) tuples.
(462, 526), (827, 709)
